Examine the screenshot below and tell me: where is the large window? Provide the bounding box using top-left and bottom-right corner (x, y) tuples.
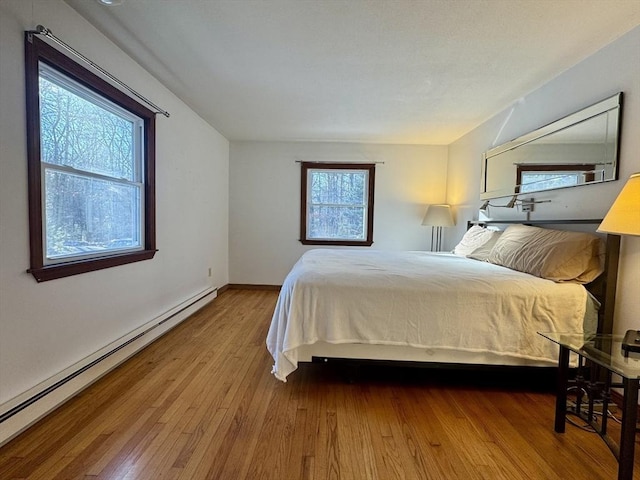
(300, 162), (375, 246)
(25, 34), (156, 282)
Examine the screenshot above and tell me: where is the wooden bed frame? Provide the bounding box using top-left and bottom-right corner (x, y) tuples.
(296, 218), (621, 373)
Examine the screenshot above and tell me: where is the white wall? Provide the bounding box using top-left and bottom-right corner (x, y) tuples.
(0, 0), (229, 408)
(446, 26), (640, 333)
(229, 142), (448, 284)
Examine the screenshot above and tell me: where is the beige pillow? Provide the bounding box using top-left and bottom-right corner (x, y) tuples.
(486, 224), (604, 283)
(453, 226), (501, 261)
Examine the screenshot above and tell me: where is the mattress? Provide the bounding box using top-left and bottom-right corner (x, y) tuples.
(267, 249), (598, 381)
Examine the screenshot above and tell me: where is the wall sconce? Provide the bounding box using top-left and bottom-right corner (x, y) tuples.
(479, 196), (551, 213)
(422, 204), (455, 252)
(505, 195), (518, 208)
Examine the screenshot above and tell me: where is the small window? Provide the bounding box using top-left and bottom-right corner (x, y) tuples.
(25, 34), (157, 282)
(300, 162), (375, 246)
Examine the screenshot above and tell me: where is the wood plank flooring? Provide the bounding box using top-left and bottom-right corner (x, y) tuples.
(1, 289), (638, 479)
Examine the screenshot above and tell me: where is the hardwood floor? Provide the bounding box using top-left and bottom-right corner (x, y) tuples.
(1, 289), (638, 479)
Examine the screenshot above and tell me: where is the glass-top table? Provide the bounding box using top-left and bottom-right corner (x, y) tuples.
(538, 331), (640, 480)
(539, 332), (640, 379)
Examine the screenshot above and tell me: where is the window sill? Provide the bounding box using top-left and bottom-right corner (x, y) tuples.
(29, 249), (158, 282)
(300, 239), (373, 247)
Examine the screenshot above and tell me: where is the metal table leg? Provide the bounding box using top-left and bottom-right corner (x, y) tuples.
(618, 378), (639, 480)
(555, 345), (569, 433)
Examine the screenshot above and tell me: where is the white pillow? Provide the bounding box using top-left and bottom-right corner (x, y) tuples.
(453, 226), (502, 261)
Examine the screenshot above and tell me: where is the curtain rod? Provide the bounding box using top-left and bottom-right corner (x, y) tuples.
(294, 160), (385, 164)
(28, 25), (170, 118)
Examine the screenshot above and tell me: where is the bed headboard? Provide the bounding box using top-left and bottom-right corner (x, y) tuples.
(468, 219), (620, 336)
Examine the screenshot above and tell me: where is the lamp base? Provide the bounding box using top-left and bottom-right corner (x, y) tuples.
(431, 226), (443, 252)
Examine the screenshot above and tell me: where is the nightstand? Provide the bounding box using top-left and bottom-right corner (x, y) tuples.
(539, 332), (640, 480)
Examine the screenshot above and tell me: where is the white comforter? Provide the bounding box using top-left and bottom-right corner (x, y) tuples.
(267, 249), (595, 381)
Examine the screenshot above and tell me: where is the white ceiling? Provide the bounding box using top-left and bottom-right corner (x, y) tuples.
(64, 0), (640, 145)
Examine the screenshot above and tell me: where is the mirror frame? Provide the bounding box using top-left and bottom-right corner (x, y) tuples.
(480, 93), (623, 200)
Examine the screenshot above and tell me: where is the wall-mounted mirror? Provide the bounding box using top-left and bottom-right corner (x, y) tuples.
(480, 93), (622, 200)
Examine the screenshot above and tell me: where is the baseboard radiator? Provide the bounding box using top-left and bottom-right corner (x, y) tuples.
(0, 287), (217, 447)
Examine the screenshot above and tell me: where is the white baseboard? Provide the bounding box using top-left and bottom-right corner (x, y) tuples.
(0, 287), (217, 447)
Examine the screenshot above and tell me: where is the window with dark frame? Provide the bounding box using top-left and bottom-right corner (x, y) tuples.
(515, 163), (596, 194)
(300, 162), (375, 246)
(25, 34), (157, 282)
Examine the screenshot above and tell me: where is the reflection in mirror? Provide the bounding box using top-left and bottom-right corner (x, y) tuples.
(481, 93), (622, 200)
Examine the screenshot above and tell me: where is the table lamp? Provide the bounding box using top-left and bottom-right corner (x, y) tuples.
(597, 172), (640, 236)
(597, 172), (640, 337)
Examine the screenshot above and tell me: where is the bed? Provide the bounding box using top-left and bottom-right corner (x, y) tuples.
(266, 220), (620, 382)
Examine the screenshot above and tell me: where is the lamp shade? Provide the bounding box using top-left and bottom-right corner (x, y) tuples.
(598, 173), (640, 236)
(422, 204), (454, 227)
